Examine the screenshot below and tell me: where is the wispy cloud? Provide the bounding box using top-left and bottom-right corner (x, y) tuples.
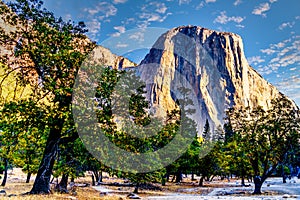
(196, 1), (205, 9)
(233, 0), (242, 6)
(248, 56), (265, 66)
(85, 19), (101, 40)
(113, 0), (127, 4)
(252, 3), (270, 17)
(179, 0), (192, 5)
(205, 0), (217, 3)
(137, 2), (171, 28)
(129, 32), (145, 43)
(110, 25), (126, 37)
(116, 43), (129, 48)
(114, 26), (125, 33)
(214, 11), (245, 26)
(259, 36), (300, 74)
(252, 0), (277, 17)
(275, 75), (300, 104)
(83, 2), (117, 19)
(279, 22), (295, 30)
(83, 2), (118, 39)
(260, 48), (276, 55)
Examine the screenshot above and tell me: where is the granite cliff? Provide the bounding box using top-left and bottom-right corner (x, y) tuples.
(136, 25), (292, 132)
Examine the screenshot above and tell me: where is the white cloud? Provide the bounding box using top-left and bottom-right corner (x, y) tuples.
(248, 56), (265, 66)
(156, 6), (167, 14)
(260, 36), (300, 74)
(116, 43), (128, 48)
(110, 26), (126, 37)
(137, 2), (171, 28)
(252, 0), (277, 17)
(129, 32), (145, 43)
(196, 1), (205, 9)
(260, 49), (276, 55)
(113, 0), (127, 4)
(114, 26), (126, 33)
(236, 24), (245, 28)
(275, 75), (300, 104)
(86, 19), (101, 40)
(84, 2), (117, 19)
(205, 0), (217, 3)
(279, 22), (295, 30)
(273, 41), (286, 48)
(179, 0), (192, 5)
(214, 11), (245, 25)
(233, 0), (242, 6)
(123, 18), (135, 25)
(110, 32), (121, 37)
(252, 3), (270, 17)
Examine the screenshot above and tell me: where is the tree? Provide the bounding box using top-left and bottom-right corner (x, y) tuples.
(226, 97), (300, 194)
(0, 0), (95, 193)
(223, 133), (253, 186)
(0, 99), (48, 185)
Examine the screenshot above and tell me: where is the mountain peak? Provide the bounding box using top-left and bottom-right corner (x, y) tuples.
(138, 26), (290, 132)
(171, 25), (241, 39)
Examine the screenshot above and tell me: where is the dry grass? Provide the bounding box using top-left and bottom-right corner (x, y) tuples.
(0, 182), (122, 200)
(0, 169), (123, 200)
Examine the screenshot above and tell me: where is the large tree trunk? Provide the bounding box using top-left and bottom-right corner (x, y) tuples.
(133, 182), (140, 193)
(191, 172), (196, 181)
(199, 176), (204, 186)
(91, 174), (95, 186)
(1, 158), (8, 186)
(58, 173), (69, 193)
(241, 166), (245, 186)
(281, 164), (287, 183)
(26, 172), (32, 183)
(30, 126), (61, 194)
(98, 171), (103, 183)
(241, 175), (245, 186)
(175, 170), (182, 183)
(253, 176), (263, 194)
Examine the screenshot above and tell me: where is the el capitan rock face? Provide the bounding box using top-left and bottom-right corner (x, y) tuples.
(137, 25), (290, 132)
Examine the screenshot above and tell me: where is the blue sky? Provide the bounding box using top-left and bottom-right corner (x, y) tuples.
(40, 0), (299, 106)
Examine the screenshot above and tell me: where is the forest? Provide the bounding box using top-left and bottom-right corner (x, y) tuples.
(0, 0), (299, 198)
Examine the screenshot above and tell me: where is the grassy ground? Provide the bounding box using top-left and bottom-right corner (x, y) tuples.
(1, 169), (295, 199)
(0, 169), (121, 200)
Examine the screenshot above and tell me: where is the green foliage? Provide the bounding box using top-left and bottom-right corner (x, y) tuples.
(0, 99), (48, 178)
(0, 0), (95, 192)
(225, 96), (300, 193)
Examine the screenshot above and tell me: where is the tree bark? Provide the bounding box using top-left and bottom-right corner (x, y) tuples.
(175, 170), (182, 183)
(98, 171), (103, 183)
(191, 172), (196, 181)
(241, 166), (245, 186)
(91, 174), (95, 186)
(253, 176), (262, 194)
(281, 164), (287, 183)
(199, 176), (204, 186)
(30, 126), (61, 194)
(1, 158), (8, 186)
(133, 182), (140, 194)
(26, 172), (32, 183)
(241, 176), (245, 186)
(58, 173), (69, 193)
